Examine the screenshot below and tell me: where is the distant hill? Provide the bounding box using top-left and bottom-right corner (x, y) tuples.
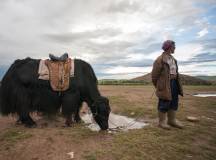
(132, 73), (152, 82)
(98, 79), (149, 85)
(132, 73), (212, 85)
(195, 76), (216, 82)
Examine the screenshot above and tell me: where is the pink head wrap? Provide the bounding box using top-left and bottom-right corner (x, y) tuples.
(162, 40), (175, 51)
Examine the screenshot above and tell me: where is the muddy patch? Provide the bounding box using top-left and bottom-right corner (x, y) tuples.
(81, 112), (148, 132)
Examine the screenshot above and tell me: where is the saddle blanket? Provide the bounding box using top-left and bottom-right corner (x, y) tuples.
(38, 59), (75, 81)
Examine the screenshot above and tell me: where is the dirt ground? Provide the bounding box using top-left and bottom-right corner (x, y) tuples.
(0, 85), (216, 160)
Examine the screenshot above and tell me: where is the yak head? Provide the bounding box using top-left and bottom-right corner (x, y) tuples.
(91, 96), (111, 130)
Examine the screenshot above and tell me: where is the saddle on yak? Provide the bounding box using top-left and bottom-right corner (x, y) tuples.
(45, 53), (71, 91)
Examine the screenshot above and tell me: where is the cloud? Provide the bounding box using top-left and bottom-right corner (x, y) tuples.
(178, 61), (216, 76)
(0, 0), (215, 78)
(44, 28), (123, 44)
(98, 65), (152, 79)
(197, 28), (209, 38)
(131, 42), (161, 54)
(105, 0), (141, 13)
(179, 52), (216, 65)
(98, 72), (147, 80)
(199, 38), (216, 50)
(191, 52), (216, 61)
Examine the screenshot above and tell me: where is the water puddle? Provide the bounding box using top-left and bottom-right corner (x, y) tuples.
(81, 112), (148, 132)
(193, 93), (216, 97)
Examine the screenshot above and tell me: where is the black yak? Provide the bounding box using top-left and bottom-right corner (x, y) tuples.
(0, 58), (110, 130)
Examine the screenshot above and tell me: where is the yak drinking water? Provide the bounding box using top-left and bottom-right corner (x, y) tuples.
(0, 57), (110, 130)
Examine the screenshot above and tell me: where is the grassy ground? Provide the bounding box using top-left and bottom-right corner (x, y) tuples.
(0, 85), (215, 160)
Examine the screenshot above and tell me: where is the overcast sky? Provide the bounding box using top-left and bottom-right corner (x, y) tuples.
(0, 0), (216, 79)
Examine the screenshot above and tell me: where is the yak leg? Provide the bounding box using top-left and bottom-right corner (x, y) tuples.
(65, 114), (73, 127)
(62, 92), (78, 127)
(16, 90), (37, 127)
(74, 110), (81, 123)
(18, 113), (36, 127)
(74, 101), (82, 123)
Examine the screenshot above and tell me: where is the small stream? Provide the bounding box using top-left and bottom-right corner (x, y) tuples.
(193, 93), (216, 97)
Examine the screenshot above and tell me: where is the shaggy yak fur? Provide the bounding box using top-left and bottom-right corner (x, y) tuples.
(0, 58), (110, 130)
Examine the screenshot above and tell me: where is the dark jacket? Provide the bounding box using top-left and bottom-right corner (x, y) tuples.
(151, 52), (183, 100)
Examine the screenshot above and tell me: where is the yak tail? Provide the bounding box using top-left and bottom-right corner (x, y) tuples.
(0, 59), (32, 115)
(0, 80), (32, 115)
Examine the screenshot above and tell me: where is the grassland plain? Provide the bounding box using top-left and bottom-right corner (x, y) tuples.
(0, 85), (215, 160)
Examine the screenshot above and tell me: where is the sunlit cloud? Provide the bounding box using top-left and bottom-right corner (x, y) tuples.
(197, 28), (209, 38)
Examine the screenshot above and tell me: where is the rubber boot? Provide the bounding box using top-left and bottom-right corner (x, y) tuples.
(167, 110), (183, 129)
(158, 111), (171, 130)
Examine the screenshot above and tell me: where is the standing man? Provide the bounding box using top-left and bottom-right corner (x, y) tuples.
(152, 40), (184, 129)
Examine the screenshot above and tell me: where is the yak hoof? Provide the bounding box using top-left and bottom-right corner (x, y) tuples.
(75, 119), (84, 124)
(24, 121), (37, 128)
(65, 118), (73, 127)
(25, 123), (37, 128)
(75, 119), (81, 123)
(64, 123), (72, 127)
(64, 121), (76, 127)
(16, 119), (22, 125)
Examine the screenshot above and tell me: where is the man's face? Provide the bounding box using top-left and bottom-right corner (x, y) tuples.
(170, 44), (175, 54)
